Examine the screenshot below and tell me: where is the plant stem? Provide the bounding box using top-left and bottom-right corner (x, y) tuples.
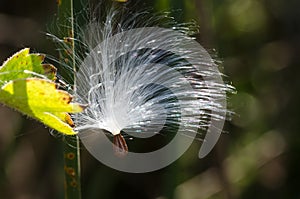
(57, 0), (82, 198)
(63, 136), (81, 199)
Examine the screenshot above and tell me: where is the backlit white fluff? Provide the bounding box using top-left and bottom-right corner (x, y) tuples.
(60, 6), (232, 157)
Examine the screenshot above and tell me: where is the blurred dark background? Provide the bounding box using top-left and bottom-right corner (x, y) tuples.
(1, 0), (300, 198)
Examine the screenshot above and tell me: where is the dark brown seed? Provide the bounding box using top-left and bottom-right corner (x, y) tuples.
(113, 134), (128, 158)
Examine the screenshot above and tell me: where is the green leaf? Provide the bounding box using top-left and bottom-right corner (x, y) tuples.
(0, 48), (56, 87)
(0, 78), (85, 135)
(0, 48), (86, 135)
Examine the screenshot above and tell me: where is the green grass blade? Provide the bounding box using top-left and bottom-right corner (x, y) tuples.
(57, 0), (82, 198)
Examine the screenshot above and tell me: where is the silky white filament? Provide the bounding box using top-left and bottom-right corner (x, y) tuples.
(53, 5), (233, 169)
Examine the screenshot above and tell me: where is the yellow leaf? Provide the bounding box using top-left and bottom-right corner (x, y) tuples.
(0, 78), (86, 135)
(0, 48), (56, 87)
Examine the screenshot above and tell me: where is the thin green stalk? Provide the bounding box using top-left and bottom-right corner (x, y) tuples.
(62, 136), (81, 199)
(57, 0), (81, 198)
